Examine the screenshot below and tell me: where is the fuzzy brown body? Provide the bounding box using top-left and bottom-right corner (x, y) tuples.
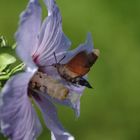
(53, 49), (100, 88)
(29, 72), (69, 100)
(56, 64), (78, 80)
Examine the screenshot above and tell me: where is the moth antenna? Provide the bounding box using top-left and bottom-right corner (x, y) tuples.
(58, 55), (66, 63)
(53, 52), (58, 63)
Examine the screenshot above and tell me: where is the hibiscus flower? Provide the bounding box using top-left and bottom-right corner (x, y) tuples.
(0, 0), (94, 139)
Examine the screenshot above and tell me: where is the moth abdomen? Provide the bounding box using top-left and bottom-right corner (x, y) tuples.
(29, 71), (69, 100)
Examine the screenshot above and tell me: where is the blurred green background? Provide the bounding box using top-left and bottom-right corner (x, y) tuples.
(0, 0), (140, 140)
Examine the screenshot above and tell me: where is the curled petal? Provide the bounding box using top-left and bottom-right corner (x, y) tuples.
(67, 91), (82, 117)
(33, 93), (73, 138)
(36, 86), (83, 118)
(51, 132), (75, 140)
(15, 0), (42, 68)
(58, 82), (85, 117)
(43, 0), (55, 16)
(0, 72), (42, 140)
(62, 32), (94, 64)
(34, 0), (71, 66)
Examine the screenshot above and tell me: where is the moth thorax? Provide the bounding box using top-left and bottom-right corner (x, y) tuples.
(29, 71), (69, 100)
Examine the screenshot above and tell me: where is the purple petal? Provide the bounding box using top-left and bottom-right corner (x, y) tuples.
(34, 86), (82, 118)
(62, 32), (94, 64)
(15, 0), (41, 68)
(34, 0), (71, 66)
(56, 81), (85, 117)
(0, 72), (42, 140)
(33, 93), (73, 138)
(57, 90), (82, 118)
(67, 91), (82, 117)
(43, 0), (55, 16)
(51, 132), (75, 140)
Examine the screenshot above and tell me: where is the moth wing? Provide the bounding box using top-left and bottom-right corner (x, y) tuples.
(66, 49), (99, 76)
(66, 51), (90, 76)
(85, 49), (100, 67)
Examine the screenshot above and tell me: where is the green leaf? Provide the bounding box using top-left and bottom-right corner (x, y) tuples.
(0, 53), (16, 72)
(11, 43), (17, 49)
(0, 36), (7, 47)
